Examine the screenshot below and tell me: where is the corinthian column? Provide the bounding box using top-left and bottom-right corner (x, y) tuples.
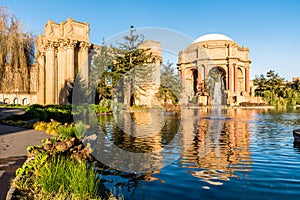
(79, 42), (91, 83)
(228, 64), (233, 92)
(57, 40), (66, 104)
(45, 41), (57, 104)
(245, 67), (250, 94)
(37, 53), (45, 105)
(234, 65), (238, 94)
(66, 39), (77, 81)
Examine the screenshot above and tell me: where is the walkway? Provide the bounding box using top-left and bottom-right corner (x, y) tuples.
(0, 108), (49, 199)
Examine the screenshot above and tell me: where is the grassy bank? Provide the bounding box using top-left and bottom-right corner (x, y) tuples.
(0, 103), (113, 128)
(11, 121), (102, 200)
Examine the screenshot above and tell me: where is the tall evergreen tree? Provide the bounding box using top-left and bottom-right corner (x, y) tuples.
(96, 26), (154, 110)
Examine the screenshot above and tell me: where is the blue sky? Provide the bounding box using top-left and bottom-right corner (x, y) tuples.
(2, 0), (300, 80)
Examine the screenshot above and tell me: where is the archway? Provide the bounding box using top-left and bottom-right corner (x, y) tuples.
(192, 69), (198, 95)
(13, 98), (19, 104)
(23, 98), (29, 105)
(208, 67), (227, 105)
(4, 98), (9, 104)
(208, 67), (226, 90)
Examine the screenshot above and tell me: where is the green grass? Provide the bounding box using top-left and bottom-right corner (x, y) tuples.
(37, 156), (100, 199)
(14, 156), (101, 200)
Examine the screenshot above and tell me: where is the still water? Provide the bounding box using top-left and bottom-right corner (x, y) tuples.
(94, 108), (300, 200)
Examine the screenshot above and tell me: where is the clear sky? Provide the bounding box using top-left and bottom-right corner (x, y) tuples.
(2, 0), (300, 80)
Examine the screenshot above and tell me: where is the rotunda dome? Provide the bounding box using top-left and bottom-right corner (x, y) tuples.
(193, 33), (233, 43)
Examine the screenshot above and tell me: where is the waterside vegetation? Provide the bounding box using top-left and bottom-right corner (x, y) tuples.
(11, 121), (102, 200)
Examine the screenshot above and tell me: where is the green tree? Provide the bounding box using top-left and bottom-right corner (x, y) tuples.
(108, 26), (154, 110)
(156, 62), (181, 104)
(89, 43), (113, 103)
(253, 70), (300, 107)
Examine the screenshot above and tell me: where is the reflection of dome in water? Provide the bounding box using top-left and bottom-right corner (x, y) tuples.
(193, 33), (233, 43)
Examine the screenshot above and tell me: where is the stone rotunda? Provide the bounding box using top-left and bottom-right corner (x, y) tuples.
(177, 33), (253, 105)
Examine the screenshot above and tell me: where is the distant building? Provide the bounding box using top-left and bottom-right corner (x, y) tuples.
(177, 34), (254, 105)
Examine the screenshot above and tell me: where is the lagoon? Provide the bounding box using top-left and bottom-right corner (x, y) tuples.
(93, 108), (300, 200)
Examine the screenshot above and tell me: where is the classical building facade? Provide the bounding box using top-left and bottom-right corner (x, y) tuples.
(177, 34), (252, 105)
(36, 18), (92, 105)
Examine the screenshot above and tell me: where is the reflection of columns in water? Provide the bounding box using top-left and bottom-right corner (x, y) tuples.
(180, 108), (252, 184)
(180, 109), (197, 150)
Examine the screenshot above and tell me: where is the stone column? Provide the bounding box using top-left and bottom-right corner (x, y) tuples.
(45, 41), (56, 104)
(57, 41), (66, 104)
(245, 67), (250, 94)
(204, 65), (208, 80)
(228, 64), (233, 92)
(37, 53), (45, 105)
(234, 65), (238, 94)
(79, 42), (91, 83)
(66, 39), (77, 81)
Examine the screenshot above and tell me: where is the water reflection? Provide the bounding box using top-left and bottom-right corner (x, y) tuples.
(93, 108), (300, 199)
(96, 109), (258, 184)
(180, 109), (254, 185)
(92, 110), (183, 173)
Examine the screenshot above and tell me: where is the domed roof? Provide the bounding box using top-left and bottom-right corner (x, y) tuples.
(193, 33), (233, 43)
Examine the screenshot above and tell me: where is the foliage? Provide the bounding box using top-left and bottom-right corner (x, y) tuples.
(92, 28), (155, 110)
(156, 62), (181, 105)
(14, 155), (100, 200)
(16, 151), (48, 177)
(90, 44), (113, 103)
(0, 103), (26, 108)
(253, 70), (300, 107)
(13, 121), (100, 199)
(34, 121), (87, 140)
(2, 104), (73, 124)
(37, 156), (100, 199)
(0, 7), (35, 94)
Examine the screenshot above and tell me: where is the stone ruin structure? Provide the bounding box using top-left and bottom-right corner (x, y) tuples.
(36, 17), (92, 105)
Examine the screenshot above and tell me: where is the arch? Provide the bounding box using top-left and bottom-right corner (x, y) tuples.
(192, 69), (198, 95)
(208, 66), (227, 105)
(13, 98), (20, 104)
(208, 66), (227, 90)
(184, 68), (197, 99)
(4, 98), (10, 104)
(23, 98), (29, 105)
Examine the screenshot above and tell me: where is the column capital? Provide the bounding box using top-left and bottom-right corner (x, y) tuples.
(79, 41), (91, 52)
(45, 40), (58, 51)
(65, 39), (77, 49)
